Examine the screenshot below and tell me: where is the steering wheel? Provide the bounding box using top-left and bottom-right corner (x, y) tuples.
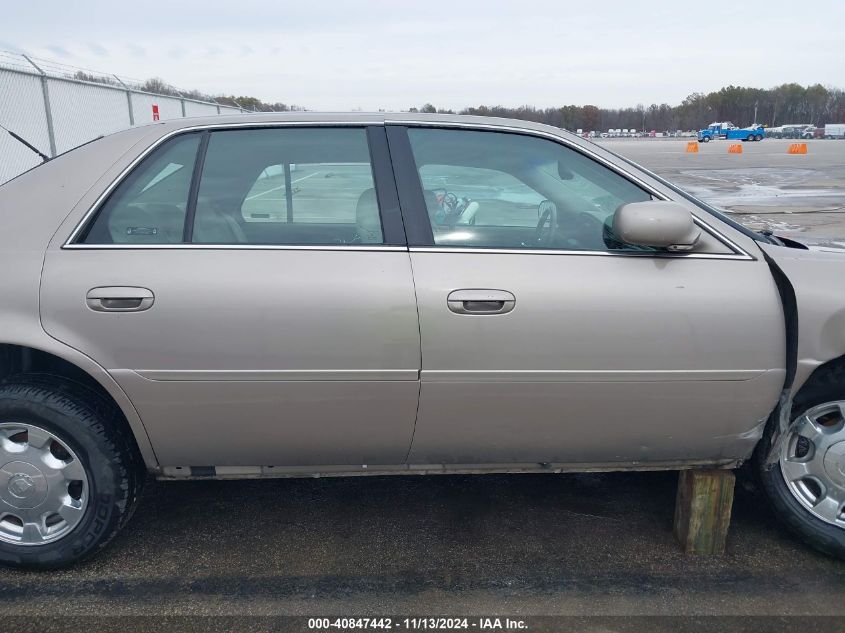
(535, 200), (558, 246)
(565, 211), (607, 249)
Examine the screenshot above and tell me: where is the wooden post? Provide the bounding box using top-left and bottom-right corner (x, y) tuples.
(673, 469), (735, 555)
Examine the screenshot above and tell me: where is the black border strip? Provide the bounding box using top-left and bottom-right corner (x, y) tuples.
(366, 126), (406, 245)
(182, 130), (210, 243)
(384, 125), (434, 247)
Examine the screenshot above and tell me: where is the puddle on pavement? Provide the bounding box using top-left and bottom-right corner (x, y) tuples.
(678, 168), (845, 211)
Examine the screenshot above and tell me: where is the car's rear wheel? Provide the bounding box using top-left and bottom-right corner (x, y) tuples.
(754, 134), (763, 141)
(0, 377), (144, 569)
(757, 377), (845, 559)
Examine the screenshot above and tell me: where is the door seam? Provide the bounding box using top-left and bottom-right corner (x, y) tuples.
(403, 250), (423, 465)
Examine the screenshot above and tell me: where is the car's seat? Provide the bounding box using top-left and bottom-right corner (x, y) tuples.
(355, 188), (383, 243)
(192, 200), (247, 244)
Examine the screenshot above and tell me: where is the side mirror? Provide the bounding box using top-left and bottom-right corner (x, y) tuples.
(612, 201), (701, 251)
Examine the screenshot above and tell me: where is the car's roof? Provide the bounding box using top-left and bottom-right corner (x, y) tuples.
(139, 111), (575, 139)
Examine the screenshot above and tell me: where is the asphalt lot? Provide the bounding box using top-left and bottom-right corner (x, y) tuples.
(599, 137), (845, 240)
(1, 471), (844, 620)
(3, 136), (845, 626)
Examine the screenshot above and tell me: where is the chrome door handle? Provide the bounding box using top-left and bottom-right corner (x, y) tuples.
(447, 289), (515, 315)
(86, 287), (155, 312)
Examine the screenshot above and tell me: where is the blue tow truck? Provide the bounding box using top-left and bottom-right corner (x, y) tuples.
(698, 121), (765, 142)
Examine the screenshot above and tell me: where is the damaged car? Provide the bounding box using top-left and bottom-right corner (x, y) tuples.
(1, 112), (844, 568)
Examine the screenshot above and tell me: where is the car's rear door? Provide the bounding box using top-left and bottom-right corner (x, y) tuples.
(41, 124), (421, 469)
(387, 124), (785, 466)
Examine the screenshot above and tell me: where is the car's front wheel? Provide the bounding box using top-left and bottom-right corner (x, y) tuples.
(757, 375), (845, 559)
(0, 377), (144, 569)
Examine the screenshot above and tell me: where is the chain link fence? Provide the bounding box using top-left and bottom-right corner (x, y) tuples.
(0, 52), (248, 184)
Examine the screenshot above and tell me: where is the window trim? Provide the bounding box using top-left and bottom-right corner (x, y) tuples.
(384, 123), (754, 261)
(65, 122), (407, 249)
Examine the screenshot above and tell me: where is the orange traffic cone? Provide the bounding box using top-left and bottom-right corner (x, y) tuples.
(686, 142), (699, 153)
(728, 144), (743, 154)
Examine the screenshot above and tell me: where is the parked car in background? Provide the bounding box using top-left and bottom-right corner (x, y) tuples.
(825, 124), (845, 139)
(2, 113), (845, 569)
(769, 124), (814, 139)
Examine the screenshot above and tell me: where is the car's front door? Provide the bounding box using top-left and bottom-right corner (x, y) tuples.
(387, 125), (786, 466)
(41, 125), (421, 468)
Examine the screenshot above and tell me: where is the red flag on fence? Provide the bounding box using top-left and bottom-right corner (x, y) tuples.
(152, 104), (160, 121)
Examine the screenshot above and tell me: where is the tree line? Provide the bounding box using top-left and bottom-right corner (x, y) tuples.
(414, 84), (845, 131)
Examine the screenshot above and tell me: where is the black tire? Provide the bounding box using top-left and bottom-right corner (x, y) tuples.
(756, 365), (845, 559)
(0, 376), (144, 569)
(755, 134), (763, 142)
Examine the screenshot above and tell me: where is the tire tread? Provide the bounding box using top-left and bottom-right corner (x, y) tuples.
(0, 375), (144, 568)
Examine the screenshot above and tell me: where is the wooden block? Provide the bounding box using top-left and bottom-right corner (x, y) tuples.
(673, 469), (735, 555)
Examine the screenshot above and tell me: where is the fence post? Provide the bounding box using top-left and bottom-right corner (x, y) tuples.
(22, 54), (57, 157)
(180, 98), (186, 117)
(113, 75), (134, 126)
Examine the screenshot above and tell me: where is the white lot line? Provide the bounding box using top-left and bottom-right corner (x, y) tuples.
(245, 171), (321, 201)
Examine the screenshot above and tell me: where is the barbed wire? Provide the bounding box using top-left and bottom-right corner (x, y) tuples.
(0, 50), (222, 104)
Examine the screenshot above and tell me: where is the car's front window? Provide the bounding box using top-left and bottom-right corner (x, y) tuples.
(406, 127), (653, 251)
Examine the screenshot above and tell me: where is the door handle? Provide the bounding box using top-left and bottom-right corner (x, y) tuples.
(86, 287), (155, 312)
(447, 289), (515, 315)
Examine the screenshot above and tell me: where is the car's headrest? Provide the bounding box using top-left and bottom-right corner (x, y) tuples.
(193, 200), (246, 244)
(355, 188), (382, 244)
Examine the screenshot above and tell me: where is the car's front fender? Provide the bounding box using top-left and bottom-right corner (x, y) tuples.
(759, 242), (845, 394)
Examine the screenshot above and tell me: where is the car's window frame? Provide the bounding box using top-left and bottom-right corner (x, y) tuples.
(385, 123), (752, 259)
(73, 131), (203, 245)
(67, 124), (407, 248)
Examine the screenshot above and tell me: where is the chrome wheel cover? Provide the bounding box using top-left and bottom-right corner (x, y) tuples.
(0, 423), (89, 546)
(779, 401), (845, 528)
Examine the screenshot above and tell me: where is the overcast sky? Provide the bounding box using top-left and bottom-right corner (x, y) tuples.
(3, 0), (842, 111)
